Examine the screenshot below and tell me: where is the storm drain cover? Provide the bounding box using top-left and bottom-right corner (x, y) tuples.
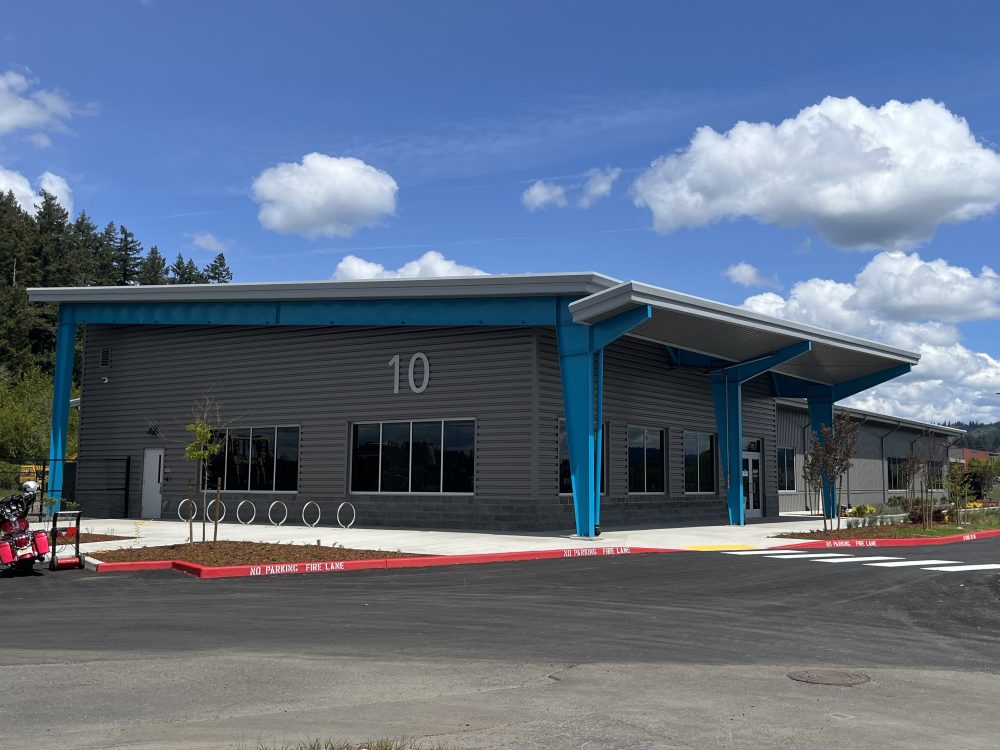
(787, 670), (871, 687)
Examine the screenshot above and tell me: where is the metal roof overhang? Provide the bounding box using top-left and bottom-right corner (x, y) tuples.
(569, 281), (919, 387)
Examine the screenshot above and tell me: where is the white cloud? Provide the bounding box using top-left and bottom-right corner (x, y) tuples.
(332, 250), (487, 281)
(0, 71), (76, 138)
(0, 166), (73, 216)
(724, 261), (779, 289)
(632, 96), (1000, 250)
(521, 180), (567, 211)
(742, 251), (1000, 421)
(252, 153), (398, 238)
(26, 133), (51, 148)
(578, 167), (621, 208)
(187, 232), (230, 253)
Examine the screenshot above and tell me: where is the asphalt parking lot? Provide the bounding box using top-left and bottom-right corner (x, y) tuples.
(6, 540), (1000, 750)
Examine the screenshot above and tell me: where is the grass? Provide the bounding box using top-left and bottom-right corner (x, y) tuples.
(776, 508), (1000, 539)
(91, 540), (424, 566)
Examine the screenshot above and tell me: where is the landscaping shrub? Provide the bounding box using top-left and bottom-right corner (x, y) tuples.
(853, 504), (878, 517)
(908, 506), (948, 524)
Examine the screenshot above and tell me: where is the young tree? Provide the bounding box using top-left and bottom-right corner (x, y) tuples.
(803, 412), (860, 530)
(910, 433), (949, 530)
(183, 396), (227, 542)
(947, 462), (973, 524)
(203, 253), (233, 284)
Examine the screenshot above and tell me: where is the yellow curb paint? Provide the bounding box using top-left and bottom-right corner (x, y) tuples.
(685, 544), (758, 551)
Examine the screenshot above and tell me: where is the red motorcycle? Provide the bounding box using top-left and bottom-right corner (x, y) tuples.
(0, 481), (50, 574)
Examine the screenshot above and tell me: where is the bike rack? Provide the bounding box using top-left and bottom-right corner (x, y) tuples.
(236, 500), (256, 525)
(206, 499), (227, 523)
(268, 500), (288, 526)
(177, 498), (198, 522)
(336, 501), (356, 529)
(49, 511), (83, 570)
(302, 501), (321, 527)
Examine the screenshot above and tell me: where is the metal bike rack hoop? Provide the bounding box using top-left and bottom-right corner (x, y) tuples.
(302, 501), (321, 528)
(177, 498), (198, 522)
(268, 500), (288, 526)
(336, 501), (356, 529)
(206, 499), (227, 523)
(236, 499), (257, 525)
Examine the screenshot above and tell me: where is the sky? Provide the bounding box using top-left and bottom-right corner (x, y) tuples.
(2, 0), (1000, 423)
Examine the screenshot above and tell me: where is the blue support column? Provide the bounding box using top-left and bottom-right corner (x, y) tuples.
(48, 305), (76, 511)
(709, 341), (812, 526)
(807, 388), (837, 520)
(557, 300), (652, 538)
(711, 372), (745, 525)
(595, 348), (604, 529)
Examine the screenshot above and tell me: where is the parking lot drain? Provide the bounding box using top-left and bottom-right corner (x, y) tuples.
(787, 670), (871, 687)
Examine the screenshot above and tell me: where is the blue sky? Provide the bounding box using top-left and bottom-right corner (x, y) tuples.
(3, 1), (1000, 421)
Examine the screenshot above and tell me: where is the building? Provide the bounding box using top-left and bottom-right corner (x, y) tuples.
(29, 273), (958, 536)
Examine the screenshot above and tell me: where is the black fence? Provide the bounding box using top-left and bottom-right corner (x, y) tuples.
(0, 457), (131, 519)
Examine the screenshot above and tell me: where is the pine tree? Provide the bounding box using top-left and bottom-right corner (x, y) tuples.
(112, 225), (143, 286)
(184, 258), (208, 284)
(203, 253), (233, 283)
(71, 212), (103, 286)
(94, 221), (119, 286)
(137, 246), (169, 285)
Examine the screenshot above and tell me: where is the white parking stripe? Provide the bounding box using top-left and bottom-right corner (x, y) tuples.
(813, 556), (903, 563)
(762, 553), (852, 559)
(864, 560), (960, 567)
(920, 564), (1000, 572)
(723, 550), (809, 555)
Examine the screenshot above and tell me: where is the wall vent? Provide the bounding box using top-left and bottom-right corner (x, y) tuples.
(100, 347), (111, 368)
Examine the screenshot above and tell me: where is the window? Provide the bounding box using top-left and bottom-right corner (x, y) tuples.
(628, 426), (665, 493)
(558, 420), (608, 495)
(887, 457), (908, 491)
(777, 447), (796, 492)
(203, 426), (300, 492)
(684, 432), (716, 494)
(926, 460), (944, 490)
(350, 420), (475, 494)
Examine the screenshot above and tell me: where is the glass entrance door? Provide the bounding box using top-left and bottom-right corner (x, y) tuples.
(742, 453), (762, 518)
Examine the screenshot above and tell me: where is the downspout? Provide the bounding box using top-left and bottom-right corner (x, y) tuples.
(880, 422), (903, 505)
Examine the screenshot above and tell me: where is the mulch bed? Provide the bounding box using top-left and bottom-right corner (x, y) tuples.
(775, 524), (976, 540)
(92, 541), (425, 567)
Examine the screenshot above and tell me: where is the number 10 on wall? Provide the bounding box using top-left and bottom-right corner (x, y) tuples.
(389, 352), (430, 394)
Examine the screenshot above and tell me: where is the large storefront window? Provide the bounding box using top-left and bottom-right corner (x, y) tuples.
(203, 426), (300, 492)
(887, 457), (908, 491)
(628, 426), (665, 493)
(351, 420), (475, 494)
(777, 447), (796, 492)
(684, 432), (716, 494)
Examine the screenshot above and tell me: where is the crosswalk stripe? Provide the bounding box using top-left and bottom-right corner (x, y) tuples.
(920, 564), (1000, 572)
(762, 553), (852, 559)
(722, 550), (809, 555)
(864, 560), (960, 567)
(813, 556), (903, 563)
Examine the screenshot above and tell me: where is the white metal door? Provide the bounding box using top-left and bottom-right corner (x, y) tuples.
(140, 448), (164, 519)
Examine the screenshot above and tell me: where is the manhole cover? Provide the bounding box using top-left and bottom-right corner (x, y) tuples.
(787, 670), (871, 687)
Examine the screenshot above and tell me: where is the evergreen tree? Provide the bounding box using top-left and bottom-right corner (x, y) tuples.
(71, 212), (103, 286)
(203, 253), (233, 284)
(94, 221), (119, 286)
(112, 225), (143, 285)
(137, 246), (169, 285)
(184, 258), (208, 284)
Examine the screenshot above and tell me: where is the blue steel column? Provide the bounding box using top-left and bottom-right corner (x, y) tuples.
(711, 372), (744, 525)
(48, 305), (76, 511)
(556, 318), (597, 537)
(807, 388), (837, 520)
(595, 348), (604, 529)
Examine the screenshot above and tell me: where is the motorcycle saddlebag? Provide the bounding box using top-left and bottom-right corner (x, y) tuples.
(0, 541), (13, 565)
(32, 530), (49, 555)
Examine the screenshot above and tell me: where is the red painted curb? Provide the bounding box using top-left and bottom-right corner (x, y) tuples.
(772, 528), (1000, 550)
(89, 544), (680, 579)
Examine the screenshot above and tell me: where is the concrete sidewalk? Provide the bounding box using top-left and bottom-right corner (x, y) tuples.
(72, 515), (831, 556)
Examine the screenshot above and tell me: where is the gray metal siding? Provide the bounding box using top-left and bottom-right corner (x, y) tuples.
(536, 332), (779, 527)
(775, 405), (948, 512)
(77, 324), (542, 529)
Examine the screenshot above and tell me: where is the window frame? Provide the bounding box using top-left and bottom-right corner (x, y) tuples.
(683, 431), (717, 495)
(202, 424), (301, 494)
(777, 446), (796, 493)
(349, 418), (477, 496)
(627, 425), (667, 495)
(557, 419), (609, 496)
(887, 456), (908, 492)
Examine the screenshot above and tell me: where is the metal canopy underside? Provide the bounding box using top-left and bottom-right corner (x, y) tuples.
(570, 281), (918, 386)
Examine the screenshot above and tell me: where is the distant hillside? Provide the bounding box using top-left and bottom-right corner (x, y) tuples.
(945, 421), (1000, 452)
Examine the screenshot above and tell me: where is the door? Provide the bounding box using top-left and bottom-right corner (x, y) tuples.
(742, 454), (763, 519)
(140, 448), (164, 519)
